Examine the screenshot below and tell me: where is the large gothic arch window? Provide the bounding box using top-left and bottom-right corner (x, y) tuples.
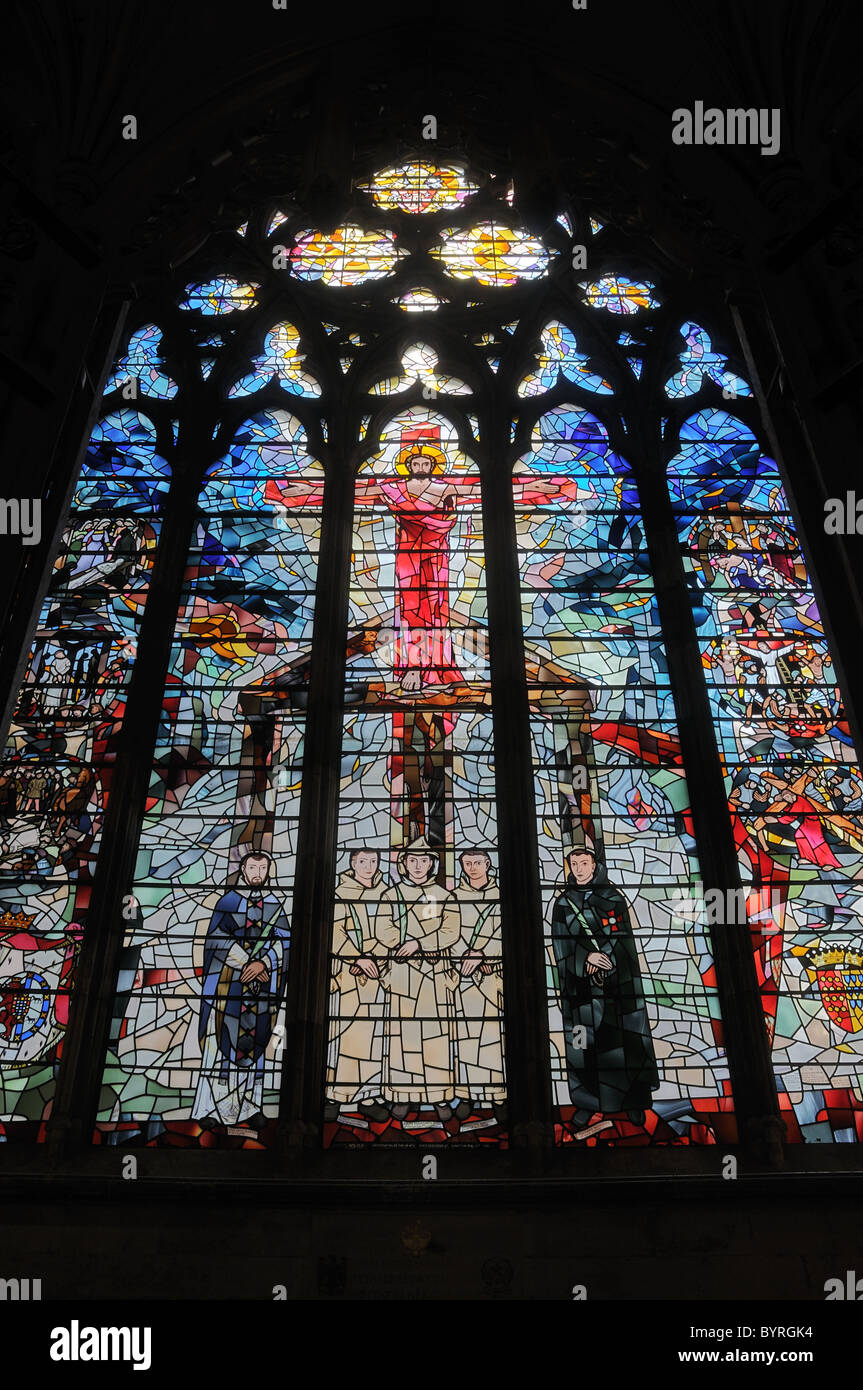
(2, 159), (862, 1154)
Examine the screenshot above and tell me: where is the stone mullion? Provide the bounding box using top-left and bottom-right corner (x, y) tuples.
(483, 397), (554, 1161)
(629, 411), (784, 1164)
(46, 464), (202, 1160)
(276, 416), (351, 1157)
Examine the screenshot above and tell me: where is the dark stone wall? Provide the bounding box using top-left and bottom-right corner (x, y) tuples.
(0, 1181), (859, 1300)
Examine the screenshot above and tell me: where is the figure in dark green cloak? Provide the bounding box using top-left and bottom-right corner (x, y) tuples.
(551, 845), (659, 1131)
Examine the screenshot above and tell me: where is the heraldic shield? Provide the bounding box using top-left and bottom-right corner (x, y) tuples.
(803, 943), (863, 1036)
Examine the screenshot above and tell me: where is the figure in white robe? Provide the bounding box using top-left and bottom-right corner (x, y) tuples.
(376, 838), (461, 1116)
(326, 848), (388, 1118)
(453, 851), (506, 1115)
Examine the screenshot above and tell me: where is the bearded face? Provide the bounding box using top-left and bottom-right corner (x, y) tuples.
(406, 455), (434, 479)
(241, 855), (270, 887)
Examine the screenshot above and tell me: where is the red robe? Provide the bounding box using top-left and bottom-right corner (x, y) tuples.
(265, 472), (582, 688)
(378, 478), (461, 684)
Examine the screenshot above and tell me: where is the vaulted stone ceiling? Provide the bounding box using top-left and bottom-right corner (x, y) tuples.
(2, 0), (861, 284)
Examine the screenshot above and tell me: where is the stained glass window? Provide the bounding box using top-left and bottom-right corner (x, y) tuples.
(665, 323), (752, 400)
(517, 321), (614, 398)
(289, 226), (404, 285)
(433, 223), (552, 285)
(518, 406), (731, 1144)
(370, 345), (471, 398)
(95, 411), (321, 1147)
(228, 322), (321, 399)
(104, 325), (178, 400)
(669, 405), (863, 1142)
(393, 289), (447, 313)
(580, 276), (659, 314)
(1, 409), (166, 1140)
(3, 156), (858, 1158)
(181, 278), (259, 314)
(321, 411), (503, 1144)
(359, 162), (479, 214)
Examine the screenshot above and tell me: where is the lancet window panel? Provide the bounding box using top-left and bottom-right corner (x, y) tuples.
(0, 409), (170, 1141)
(94, 410), (323, 1148)
(324, 408), (505, 1146)
(515, 403), (733, 1146)
(666, 403), (863, 1145)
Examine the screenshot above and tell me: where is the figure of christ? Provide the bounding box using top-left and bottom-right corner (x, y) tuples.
(263, 437), (586, 697)
(325, 847), (390, 1123)
(375, 839), (462, 1120)
(453, 849), (506, 1123)
(264, 436), (588, 852)
(192, 851), (290, 1131)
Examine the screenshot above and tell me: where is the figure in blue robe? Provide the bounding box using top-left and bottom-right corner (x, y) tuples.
(192, 851), (290, 1130)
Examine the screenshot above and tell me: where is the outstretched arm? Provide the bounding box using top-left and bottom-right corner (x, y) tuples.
(513, 476), (585, 508)
(353, 477), (384, 505)
(264, 477), (325, 509)
(441, 477), (482, 506)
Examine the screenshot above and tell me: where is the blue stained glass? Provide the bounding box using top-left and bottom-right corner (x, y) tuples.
(518, 322), (614, 397)
(228, 323), (321, 399)
(518, 407), (629, 479)
(76, 412), (171, 512)
(667, 410), (787, 519)
(203, 411), (316, 487)
(580, 277), (659, 313)
(104, 325), (178, 400)
(180, 278), (259, 314)
(665, 322), (752, 400)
